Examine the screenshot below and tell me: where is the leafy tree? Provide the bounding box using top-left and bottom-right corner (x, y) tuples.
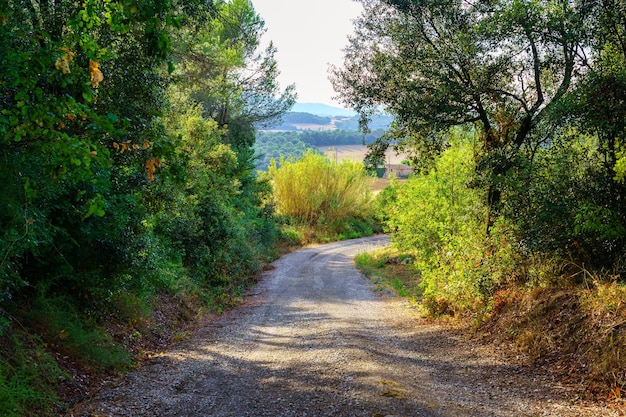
(171, 0), (296, 150)
(383, 135), (489, 312)
(151, 0), (294, 287)
(570, 0), (626, 176)
(254, 131), (314, 171)
(0, 0), (213, 302)
(331, 0), (586, 221)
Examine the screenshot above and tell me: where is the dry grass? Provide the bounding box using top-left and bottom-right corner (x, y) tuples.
(316, 145), (409, 194)
(357, 248), (626, 404)
(317, 144), (407, 164)
(481, 281), (626, 403)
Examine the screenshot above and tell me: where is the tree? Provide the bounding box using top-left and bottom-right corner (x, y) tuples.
(331, 0), (585, 222)
(0, 0), (210, 301)
(171, 0), (296, 150)
(563, 0), (626, 177)
(151, 0), (295, 286)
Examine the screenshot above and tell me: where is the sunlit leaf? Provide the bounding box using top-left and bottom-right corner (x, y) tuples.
(89, 59), (104, 88)
(55, 49), (75, 74)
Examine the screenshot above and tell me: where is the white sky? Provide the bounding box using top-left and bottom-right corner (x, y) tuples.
(251, 0), (363, 107)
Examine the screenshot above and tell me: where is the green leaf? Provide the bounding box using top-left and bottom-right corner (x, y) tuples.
(83, 194), (106, 220)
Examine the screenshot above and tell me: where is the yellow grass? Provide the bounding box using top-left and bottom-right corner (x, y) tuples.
(317, 145), (409, 194)
(317, 145), (407, 164)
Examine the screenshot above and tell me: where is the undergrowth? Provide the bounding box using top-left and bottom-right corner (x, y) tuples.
(355, 247), (422, 304)
(0, 328), (66, 417)
(0, 256), (271, 416)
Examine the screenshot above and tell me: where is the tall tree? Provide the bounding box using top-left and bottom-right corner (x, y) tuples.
(171, 0), (296, 150)
(565, 0), (626, 175)
(331, 0), (585, 221)
(0, 0), (215, 300)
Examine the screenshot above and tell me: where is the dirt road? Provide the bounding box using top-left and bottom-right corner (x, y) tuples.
(69, 236), (619, 417)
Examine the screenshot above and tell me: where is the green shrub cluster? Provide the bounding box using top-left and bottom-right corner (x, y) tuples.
(335, 0), (626, 295)
(379, 136), (493, 313)
(377, 127), (626, 317)
(0, 331), (66, 417)
(267, 150), (376, 239)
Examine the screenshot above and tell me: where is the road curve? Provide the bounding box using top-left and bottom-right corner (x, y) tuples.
(69, 236), (614, 417)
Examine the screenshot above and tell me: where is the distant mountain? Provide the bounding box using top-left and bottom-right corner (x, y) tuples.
(292, 102), (357, 117)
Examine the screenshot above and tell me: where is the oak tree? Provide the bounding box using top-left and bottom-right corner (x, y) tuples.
(331, 0), (586, 220)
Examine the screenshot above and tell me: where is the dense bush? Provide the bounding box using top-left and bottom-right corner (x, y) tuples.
(268, 150), (375, 237)
(380, 137), (495, 313)
(501, 135), (626, 268)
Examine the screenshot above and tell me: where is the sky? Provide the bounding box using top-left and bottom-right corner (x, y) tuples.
(251, 0), (363, 108)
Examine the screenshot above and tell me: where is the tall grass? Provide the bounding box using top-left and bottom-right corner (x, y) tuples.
(0, 332), (66, 417)
(268, 150), (373, 228)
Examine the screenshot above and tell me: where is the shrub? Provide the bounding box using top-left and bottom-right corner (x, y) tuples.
(383, 138), (517, 315)
(268, 150), (373, 229)
(23, 295), (132, 372)
(0, 332), (66, 417)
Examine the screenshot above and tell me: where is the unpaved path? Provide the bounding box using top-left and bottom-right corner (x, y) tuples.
(69, 236), (620, 417)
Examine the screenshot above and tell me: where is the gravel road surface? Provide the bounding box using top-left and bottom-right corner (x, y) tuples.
(69, 236), (620, 417)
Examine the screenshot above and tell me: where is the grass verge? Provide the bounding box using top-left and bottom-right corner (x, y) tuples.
(354, 247), (422, 303)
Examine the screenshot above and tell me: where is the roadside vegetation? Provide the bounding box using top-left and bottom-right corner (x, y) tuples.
(0, 2), (378, 413)
(266, 150), (379, 245)
(2, 0), (626, 414)
(336, 0), (626, 404)
(0, 0), (295, 415)
(356, 126), (626, 401)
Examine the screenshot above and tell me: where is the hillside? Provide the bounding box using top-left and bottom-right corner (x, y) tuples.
(253, 129), (389, 171)
(265, 111), (393, 132)
(291, 102), (357, 117)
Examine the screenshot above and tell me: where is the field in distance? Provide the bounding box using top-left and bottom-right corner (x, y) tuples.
(317, 145), (406, 165)
(317, 145), (408, 193)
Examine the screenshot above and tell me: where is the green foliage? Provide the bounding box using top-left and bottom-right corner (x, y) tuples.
(268, 150), (373, 228)
(279, 226), (304, 247)
(157, 98), (278, 295)
(501, 134), (626, 266)
(383, 138), (495, 313)
(23, 295), (132, 372)
(355, 252), (386, 270)
(275, 112), (333, 127)
(333, 0), (585, 215)
(0, 333), (65, 417)
(299, 129), (381, 147)
(0, 0), (291, 414)
(170, 0), (296, 139)
(337, 0), (626, 308)
(354, 248), (423, 301)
